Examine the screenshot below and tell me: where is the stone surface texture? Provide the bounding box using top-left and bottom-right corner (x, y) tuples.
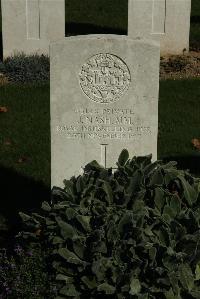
(1, 0), (65, 58)
(128, 0), (191, 55)
(50, 35), (160, 186)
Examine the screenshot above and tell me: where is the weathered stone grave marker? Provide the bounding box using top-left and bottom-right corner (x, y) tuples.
(50, 35), (160, 186)
(128, 0), (191, 55)
(1, 0), (65, 58)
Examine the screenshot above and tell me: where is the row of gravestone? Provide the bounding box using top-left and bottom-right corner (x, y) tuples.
(1, 0), (191, 186)
(1, 0), (191, 58)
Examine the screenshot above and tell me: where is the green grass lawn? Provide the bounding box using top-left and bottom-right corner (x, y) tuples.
(190, 0), (200, 49)
(0, 84), (50, 186)
(65, 0), (127, 35)
(0, 79), (199, 191)
(158, 79), (200, 175)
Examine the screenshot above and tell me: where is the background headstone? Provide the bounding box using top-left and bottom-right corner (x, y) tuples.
(1, 0), (65, 58)
(50, 35), (160, 186)
(128, 0), (191, 55)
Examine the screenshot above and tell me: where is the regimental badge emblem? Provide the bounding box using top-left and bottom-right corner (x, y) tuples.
(79, 53), (131, 104)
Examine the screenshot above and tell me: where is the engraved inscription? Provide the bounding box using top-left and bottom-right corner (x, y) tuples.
(79, 54), (131, 104)
(56, 107), (152, 140)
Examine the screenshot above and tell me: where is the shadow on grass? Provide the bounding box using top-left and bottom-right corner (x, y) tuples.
(65, 22), (127, 36)
(162, 154), (200, 177)
(191, 15), (200, 24)
(0, 31), (2, 60)
(0, 165), (50, 248)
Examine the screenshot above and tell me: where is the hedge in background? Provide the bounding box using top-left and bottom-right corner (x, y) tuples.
(19, 150), (200, 299)
(0, 54), (49, 84)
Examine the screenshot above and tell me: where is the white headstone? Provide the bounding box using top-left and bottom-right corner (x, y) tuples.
(50, 35), (160, 186)
(128, 0), (191, 55)
(1, 0), (65, 58)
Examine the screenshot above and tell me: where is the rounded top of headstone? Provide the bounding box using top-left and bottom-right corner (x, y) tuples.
(79, 53), (131, 104)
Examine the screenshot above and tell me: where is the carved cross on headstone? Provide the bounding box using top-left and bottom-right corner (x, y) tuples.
(26, 0), (40, 39)
(152, 0), (166, 35)
(100, 144), (108, 168)
(100, 144), (117, 170)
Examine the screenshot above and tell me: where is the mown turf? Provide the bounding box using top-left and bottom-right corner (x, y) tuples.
(190, 0), (200, 49)
(0, 84), (50, 187)
(158, 79), (200, 175)
(191, 0), (200, 17)
(0, 79), (199, 191)
(65, 0), (128, 35)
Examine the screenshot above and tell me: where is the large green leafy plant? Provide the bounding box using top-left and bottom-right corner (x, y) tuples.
(19, 150), (200, 299)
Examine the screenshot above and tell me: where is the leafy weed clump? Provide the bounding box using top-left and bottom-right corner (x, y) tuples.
(19, 150), (200, 299)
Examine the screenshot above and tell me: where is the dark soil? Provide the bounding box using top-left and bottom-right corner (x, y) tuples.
(160, 51), (200, 80)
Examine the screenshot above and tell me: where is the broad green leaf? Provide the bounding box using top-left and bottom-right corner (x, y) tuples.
(126, 170), (142, 195)
(195, 263), (200, 281)
(178, 176), (198, 206)
(84, 160), (103, 171)
(56, 217), (77, 240)
(54, 201), (70, 210)
(46, 218), (55, 226)
(167, 247), (175, 256)
(97, 282), (116, 294)
(52, 187), (70, 201)
(136, 154), (152, 168)
(164, 168), (179, 186)
(129, 278), (141, 295)
(19, 212), (32, 222)
(190, 289), (200, 298)
(41, 201), (51, 211)
(60, 284), (80, 297)
(76, 215), (91, 231)
(118, 213), (133, 234)
(144, 226), (154, 237)
(102, 181), (113, 204)
(118, 149), (129, 166)
(163, 206), (176, 219)
(149, 247), (157, 263)
(76, 176), (85, 193)
(56, 274), (74, 284)
(58, 248), (83, 265)
(144, 160), (160, 176)
(65, 208), (77, 220)
(63, 180), (74, 197)
(73, 241), (85, 259)
(178, 263), (194, 291)
(81, 276), (97, 289)
(162, 256), (175, 271)
(170, 196), (181, 216)
(32, 213), (45, 221)
(164, 288), (177, 299)
(107, 222), (120, 243)
(154, 188), (165, 211)
(168, 271), (180, 295)
(52, 236), (64, 244)
(149, 169), (164, 186)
